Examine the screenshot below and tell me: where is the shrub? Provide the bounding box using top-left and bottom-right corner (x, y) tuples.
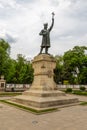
(65, 88), (72, 93)
(63, 80), (69, 85)
(80, 86), (86, 91)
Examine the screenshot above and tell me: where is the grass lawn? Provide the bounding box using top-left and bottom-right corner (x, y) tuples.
(72, 90), (87, 96)
(0, 92), (22, 97)
(80, 101), (87, 105)
(65, 89), (87, 96)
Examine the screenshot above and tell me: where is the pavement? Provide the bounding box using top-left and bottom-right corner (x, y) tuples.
(0, 95), (87, 130)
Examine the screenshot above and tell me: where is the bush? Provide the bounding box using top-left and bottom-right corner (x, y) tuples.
(80, 86), (86, 91)
(65, 88), (72, 93)
(63, 80), (69, 85)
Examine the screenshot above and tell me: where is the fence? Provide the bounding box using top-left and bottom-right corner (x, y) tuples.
(5, 84), (31, 92)
(57, 85), (87, 90)
(1, 84), (87, 92)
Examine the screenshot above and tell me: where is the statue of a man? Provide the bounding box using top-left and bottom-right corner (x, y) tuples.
(39, 12), (55, 54)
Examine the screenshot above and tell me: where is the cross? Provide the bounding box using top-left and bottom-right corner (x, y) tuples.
(52, 12), (55, 18)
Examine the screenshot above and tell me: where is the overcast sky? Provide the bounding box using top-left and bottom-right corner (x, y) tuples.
(0, 0), (87, 59)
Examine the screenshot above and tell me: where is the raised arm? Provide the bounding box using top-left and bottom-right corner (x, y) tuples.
(48, 12), (55, 32)
(48, 18), (54, 32)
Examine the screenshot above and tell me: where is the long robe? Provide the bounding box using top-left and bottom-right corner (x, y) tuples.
(39, 18), (54, 48)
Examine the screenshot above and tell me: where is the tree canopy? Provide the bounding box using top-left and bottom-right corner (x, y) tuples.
(54, 46), (87, 84)
(0, 39), (34, 84)
(0, 39), (10, 76)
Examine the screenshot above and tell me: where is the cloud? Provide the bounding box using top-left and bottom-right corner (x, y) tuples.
(0, 31), (18, 44)
(5, 33), (17, 43)
(0, 0), (20, 8)
(0, 22), (18, 44)
(0, 0), (87, 59)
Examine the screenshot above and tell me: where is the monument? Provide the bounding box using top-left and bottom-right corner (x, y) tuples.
(39, 12), (54, 54)
(11, 13), (78, 111)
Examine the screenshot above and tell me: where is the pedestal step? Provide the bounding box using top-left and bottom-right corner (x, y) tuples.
(11, 94), (79, 110)
(23, 90), (66, 97)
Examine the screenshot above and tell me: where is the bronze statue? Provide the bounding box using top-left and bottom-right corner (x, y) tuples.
(39, 12), (55, 54)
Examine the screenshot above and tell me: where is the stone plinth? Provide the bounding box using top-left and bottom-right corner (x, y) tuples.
(30, 54), (57, 90)
(11, 54), (79, 110)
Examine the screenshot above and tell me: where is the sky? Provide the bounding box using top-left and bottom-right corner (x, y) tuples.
(0, 0), (87, 60)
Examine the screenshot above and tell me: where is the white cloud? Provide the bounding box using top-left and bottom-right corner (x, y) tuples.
(0, 0), (87, 59)
(0, 0), (21, 9)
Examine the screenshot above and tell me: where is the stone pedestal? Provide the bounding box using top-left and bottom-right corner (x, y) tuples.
(12, 54), (79, 110)
(30, 54), (57, 90)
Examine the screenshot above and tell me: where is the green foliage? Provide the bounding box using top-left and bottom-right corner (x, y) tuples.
(11, 54), (34, 84)
(0, 39), (34, 84)
(63, 46), (87, 84)
(63, 80), (69, 85)
(65, 88), (72, 93)
(0, 39), (10, 54)
(0, 39), (10, 76)
(80, 86), (86, 91)
(79, 67), (87, 85)
(54, 55), (63, 84)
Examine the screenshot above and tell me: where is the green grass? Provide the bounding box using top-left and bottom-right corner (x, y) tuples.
(0, 100), (58, 114)
(0, 92), (22, 97)
(72, 90), (87, 96)
(80, 102), (87, 105)
(64, 89), (87, 96)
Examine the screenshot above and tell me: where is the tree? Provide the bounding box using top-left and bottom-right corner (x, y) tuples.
(63, 46), (87, 84)
(13, 54), (34, 84)
(6, 59), (16, 83)
(0, 39), (10, 76)
(54, 55), (63, 84)
(0, 39), (34, 84)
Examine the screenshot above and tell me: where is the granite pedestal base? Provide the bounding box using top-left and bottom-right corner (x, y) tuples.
(12, 91), (78, 110)
(11, 54), (79, 110)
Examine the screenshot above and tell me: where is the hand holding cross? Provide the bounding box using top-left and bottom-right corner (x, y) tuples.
(52, 12), (55, 19)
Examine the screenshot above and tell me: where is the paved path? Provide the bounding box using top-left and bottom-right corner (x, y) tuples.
(68, 94), (87, 102)
(0, 95), (87, 130)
